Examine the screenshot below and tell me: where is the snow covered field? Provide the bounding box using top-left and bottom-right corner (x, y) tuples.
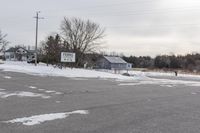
(1, 61), (200, 87)
(0, 61), (134, 80)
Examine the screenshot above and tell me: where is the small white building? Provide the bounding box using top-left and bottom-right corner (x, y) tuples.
(96, 56), (132, 70)
(4, 47), (28, 61)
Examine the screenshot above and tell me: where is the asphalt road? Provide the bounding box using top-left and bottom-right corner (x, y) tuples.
(0, 70), (200, 133)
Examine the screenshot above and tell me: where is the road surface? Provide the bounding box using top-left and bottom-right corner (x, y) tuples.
(0, 70), (200, 133)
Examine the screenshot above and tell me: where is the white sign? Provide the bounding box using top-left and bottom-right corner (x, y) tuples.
(61, 52), (76, 62)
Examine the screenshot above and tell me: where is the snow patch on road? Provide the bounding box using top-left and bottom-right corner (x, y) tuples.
(29, 86), (37, 89)
(160, 84), (174, 88)
(70, 78), (88, 80)
(119, 78), (200, 87)
(4, 110), (89, 126)
(191, 92), (197, 95)
(45, 90), (56, 93)
(54, 92), (62, 95)
(4, 76), (12, 79)
(56, 101), (61, 103)
(38, 89), (45, 91)
(0, 91), (50, 99)
(0, 88), (5, 91)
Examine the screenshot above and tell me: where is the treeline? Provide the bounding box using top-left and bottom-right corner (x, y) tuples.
(123, 56), (154, 68)
(122, 53), (200, 72)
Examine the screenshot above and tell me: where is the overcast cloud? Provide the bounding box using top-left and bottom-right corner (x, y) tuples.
(1, 0), (200, 56)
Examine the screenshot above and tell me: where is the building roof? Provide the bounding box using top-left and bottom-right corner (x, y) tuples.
(5, 47), (18, 52)
(27, 50), (36, 53)
(5, 47), (35, 53)
(104, 56), (127, 64)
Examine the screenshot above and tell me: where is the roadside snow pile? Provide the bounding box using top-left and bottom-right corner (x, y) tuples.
(0, 61), (136, 80)
(5, 110), (89, 126)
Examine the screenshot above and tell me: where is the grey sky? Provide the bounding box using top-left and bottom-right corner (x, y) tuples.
(1, 0), (200, 56)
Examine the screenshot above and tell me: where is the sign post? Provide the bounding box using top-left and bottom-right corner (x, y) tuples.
(60, 52), (76, 68)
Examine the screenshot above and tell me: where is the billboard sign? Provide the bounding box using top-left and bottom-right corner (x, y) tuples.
(61, 52), (76, 62)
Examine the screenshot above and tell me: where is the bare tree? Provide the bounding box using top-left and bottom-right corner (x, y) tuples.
(60, 17), (105, 66)
(0, 30), (8, 52)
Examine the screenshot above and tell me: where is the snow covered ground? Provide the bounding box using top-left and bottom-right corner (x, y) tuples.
(96, 69), (200, 80)
(143, 71), (200, 79)
(0, 61), (135, 80)
(119, 78), (200, 87)
(0, 61), (200, 87)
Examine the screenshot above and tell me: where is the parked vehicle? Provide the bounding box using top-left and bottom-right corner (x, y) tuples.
(27, 55), (39, 63)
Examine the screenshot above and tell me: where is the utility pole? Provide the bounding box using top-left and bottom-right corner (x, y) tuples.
(34, 11), (44, 66)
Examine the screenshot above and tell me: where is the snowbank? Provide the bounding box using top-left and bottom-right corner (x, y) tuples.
(144, 71), (200, 79)
(0, 61), (136, 80)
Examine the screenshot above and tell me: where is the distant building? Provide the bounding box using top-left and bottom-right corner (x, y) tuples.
(4, 47), (35, 61)
(96, 56), (132, 70)
(0, 52), (3, 59)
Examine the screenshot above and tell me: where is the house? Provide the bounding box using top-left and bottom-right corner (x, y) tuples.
(96, 56), (132, 70)
(4, 47), (30, 61)
(0, 52), (3, 60)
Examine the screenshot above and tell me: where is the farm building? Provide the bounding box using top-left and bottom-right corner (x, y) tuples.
(96, 56), (132, 70)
